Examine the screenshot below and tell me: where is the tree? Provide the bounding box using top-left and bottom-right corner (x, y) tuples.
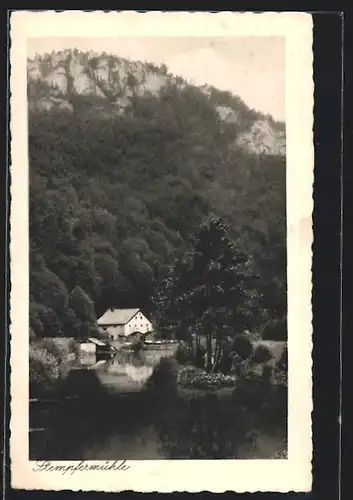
(61, 307), (83, 338)
(155, 216), (259, 372)
(153, 271), (183, 340)
(30, 264), (69, 315)
(68, 286), (98, 340)
(30, 302), (62, 337)
(28, 50), (286, 341)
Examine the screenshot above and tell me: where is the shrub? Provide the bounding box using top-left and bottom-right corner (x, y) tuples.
(231, 335), (253, 360)
(61, 368), (103, 398)
(231, 353), (251, 378)
(68, 338), (80, 356)
(175, 342), (193, 365)
(147, 357), (179, 398)
(29, 345), (61, 397)
(251, 344), (273, 364)
(41, 338), (71, 360)
(29, 338), (77, 397)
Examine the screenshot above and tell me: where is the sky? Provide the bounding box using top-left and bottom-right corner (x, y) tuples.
(27, 37), (285, 122)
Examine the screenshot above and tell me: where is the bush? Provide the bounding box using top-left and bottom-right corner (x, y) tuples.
(29, 338), (77, 397)
(231, 335), (253, 360)
(175, 342), (193, 365)
(68, 338), (80, 356)
(36, 337), (78, 361)
(147, 357), (179, 398)
(40, 338), (71, 360)
(251, 344), (273, 364)
(61, 368), (103, 398)
(29, 345), (61, 397)
(231, 353), (252, 378)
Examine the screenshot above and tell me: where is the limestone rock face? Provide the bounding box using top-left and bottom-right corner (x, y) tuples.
(235, 119), (286, 156)
(27, 49), (285, 157)
(216, 105), (239, 124)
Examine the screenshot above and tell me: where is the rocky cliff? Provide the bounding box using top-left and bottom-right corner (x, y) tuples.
(27, 49), (285, 157)
(28, 49), (287, 340)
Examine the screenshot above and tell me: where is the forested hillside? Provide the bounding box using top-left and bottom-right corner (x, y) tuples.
(28, 49), (287, 341)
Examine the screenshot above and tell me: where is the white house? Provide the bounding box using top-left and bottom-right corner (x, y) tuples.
(97, 308), (153, 341)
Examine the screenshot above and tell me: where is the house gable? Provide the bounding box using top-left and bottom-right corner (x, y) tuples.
(128, 311), (150, 326)
(124, 311), (152, 335)
(97, 308), (152, 341)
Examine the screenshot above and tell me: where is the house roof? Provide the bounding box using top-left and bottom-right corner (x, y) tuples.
(97, 308), (141, 326)
(87, 337), (107, 347)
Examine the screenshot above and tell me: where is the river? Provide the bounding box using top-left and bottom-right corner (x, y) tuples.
(29, 346), (287, 460)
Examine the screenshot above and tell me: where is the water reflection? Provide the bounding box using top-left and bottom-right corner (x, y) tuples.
(76, 347), (178, 393)
(76, 353), (97, 367)
(30, 345), (287, 461)
(103, 354), (153, 385)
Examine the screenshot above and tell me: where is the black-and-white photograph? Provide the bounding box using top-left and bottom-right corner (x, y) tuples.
(27, 35), (288, 462)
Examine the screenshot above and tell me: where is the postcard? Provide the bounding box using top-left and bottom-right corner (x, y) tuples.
(9, 10), (313, 493)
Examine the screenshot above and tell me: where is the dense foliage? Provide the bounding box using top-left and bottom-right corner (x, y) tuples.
(29, 338), (77, 397)
(142, 355), (287, 458)
(154, 217), (261, 371)
(29, 55), (286, 341)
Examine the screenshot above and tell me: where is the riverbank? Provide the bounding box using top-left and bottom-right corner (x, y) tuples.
(29, 342), (287, 460)
(29, 338), (179, 397)
(30, 369), (287, 460)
